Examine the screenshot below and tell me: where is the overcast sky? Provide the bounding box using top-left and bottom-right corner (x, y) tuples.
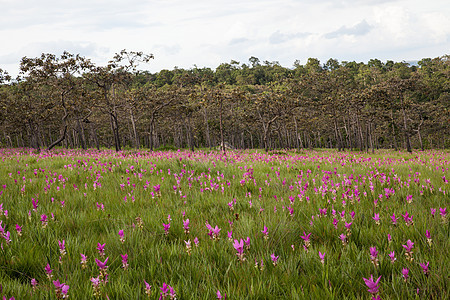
(1, 0), (449, 76)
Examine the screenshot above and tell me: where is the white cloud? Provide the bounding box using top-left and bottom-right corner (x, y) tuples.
(0, 0), (449, 76)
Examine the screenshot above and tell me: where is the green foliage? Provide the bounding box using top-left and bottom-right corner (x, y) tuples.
(0, 149), (448, 299)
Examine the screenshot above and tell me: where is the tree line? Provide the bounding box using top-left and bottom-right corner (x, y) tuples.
(0, 51), (449, 152)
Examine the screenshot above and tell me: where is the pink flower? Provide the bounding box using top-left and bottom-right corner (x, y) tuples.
(339, 233), (347, 245)
(419, 261), (430, 276)
(300, 232), (311, 243)
(363, 274), (381, 294)
(319, 251), (326, 264)
(369, 247), (378, 259)
(333, 218), (339, 229)
(244, 237), (250, 249)
(121, 253), (129, 270)
(270, 253), (279, 266)
(261, 225), (269, 239)
(373, 213), (380, 224)
(80, 253), (87, 268)
(233, 239), (245, 261)
(97, 243), (106, 257)
(15, 224), (22, 236)
(344, 221), (352, 230)
(118, 229), (125, 243)
(402, 268), (409, 281)
(391, 213), (398, 225)
(53, 280), (69, 298)
(31, 278), (38, 289)
(430, 208), (436, 217)
(95, 257), (108, 270)
(183, 219), (190, 234)
(388, 251), (396, 263)
(45, 263), (53, 278)
(402, 240), (414, 252)
(217, 290), (227, 299)
(40, 214), (48, 227)
(58, 240), (66, 256)
(162, 222), (170, 235)
(144, 280), (152, 296)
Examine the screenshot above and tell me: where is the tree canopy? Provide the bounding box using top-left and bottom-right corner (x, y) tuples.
(0, 53), (449, 152)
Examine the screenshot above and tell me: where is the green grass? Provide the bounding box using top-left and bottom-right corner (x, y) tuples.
(0, 148), (448, 299)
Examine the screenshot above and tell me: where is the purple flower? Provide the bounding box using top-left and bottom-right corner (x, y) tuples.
(211, 225), (221, 239)
(339, 233), (347, 245)
(15, 224), (22, 236)
(369, 247), (379, 266)
(402, 268), (409, 281)
(261, 225), (269, 239)
(440, 207), (447, 216)
(430, 208), (436, 217)
(425, 230), (431, 239)
(387, 233), (392, 243)
(369, 247), (378, 259)
(118, 229), (125, 243)
(402, 240), (414, 252)
(45, 263), (53, 277)
(91, 276), (100, 287)
(32, 198), (39, 211)
(121, 253), (129, 269)
(233, 239), (245, 261)
(402, 211), (414, 225)
(406, 195), (413, 203)
(58, 240), (66, 255)
(362, 274), (381, 294)
(97, 243), (106, 257)
(95, 257), (108, 270)
(391, 213), (398, 225)
(217, 289), (226, 299)
(183, 219), (190, 234)
(162, 222), (170, 235)
(333, 218), (338, 229)
(3, 231), (11, 244)
(388, 251), (396, 263)
(373, 213), (380, 224)
(168, 286), (176, 299)
(344, 221), (352, 230)
(319, 251), (326, 264)
(244, 237), (250, 249)
(270, 253), (279, 266)
(53, 280), (69, 298)
(402, 239), (415, 261)
(160, 282), (169, 298)
(40, 214), (48, 227)
(31, 278), (38, 289)
(80, 253), (87, 268)
(300, 232), (311, 243)
(419, 261), (430, 276)
(144, 280), (152, 296)
(319, 208), (327, 216)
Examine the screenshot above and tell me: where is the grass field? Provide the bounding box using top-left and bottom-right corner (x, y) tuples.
(0, 148), (448, 299)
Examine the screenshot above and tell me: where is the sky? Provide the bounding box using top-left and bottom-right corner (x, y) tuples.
(1, 0), (449, 76)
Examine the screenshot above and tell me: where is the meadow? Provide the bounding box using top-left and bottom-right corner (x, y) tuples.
(0, 148), (448, 299)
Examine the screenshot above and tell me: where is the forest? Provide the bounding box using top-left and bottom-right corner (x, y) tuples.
(0, 51), (449, 152)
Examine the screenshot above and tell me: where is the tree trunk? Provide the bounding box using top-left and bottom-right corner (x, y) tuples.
(129, 107), (139, 149)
